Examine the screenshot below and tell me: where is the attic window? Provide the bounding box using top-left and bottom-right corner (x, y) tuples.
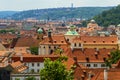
(54, 40), (56, 43)
(112, 41), (114, 43)
(103, 41), (105, 43)
(86, 57), (89, 62)
(103, 57), (106, 61)
(49, 41), (51, 43)
(84, 41), (86, 43)
(93, 41), (96, 43)
(67, 39), (69, 41)
(61, 41), (64, 43)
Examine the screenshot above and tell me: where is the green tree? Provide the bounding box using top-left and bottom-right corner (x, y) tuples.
(94, 5), (120, 27)
(15, 78), (20, 80)
(40, 56), (74, 80)
(105, 50), (120, 67)
(30, 47), (38, 55)
(25, 76), (36, 80)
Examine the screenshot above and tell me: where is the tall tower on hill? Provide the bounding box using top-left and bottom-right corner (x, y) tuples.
(71, 3), (73, 8)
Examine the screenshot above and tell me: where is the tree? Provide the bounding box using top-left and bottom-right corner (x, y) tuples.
(15, 78), (20, 80)
(30, 47), (38, 55)
(40, 56), (74, 80)
(105, 50), (120, 67)
(25, 76), (36, 80)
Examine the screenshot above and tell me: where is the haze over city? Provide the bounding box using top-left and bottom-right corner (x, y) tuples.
(0, 0), (120, 11)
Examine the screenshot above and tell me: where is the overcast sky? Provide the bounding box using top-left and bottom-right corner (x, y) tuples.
(0, 0), (120, 11)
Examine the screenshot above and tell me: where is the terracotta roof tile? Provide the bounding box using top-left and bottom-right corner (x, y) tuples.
(40, 35), (67, 45)
(14, 36), (39, 47)
(73, 36), (118, 44)
(65, 48), (114, 63)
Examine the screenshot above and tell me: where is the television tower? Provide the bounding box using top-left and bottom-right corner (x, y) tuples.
(71, 3), (73, 8)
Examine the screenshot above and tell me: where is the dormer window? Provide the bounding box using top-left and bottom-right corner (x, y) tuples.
(84, 41), (86, 43)
(103, 57), (106, 61)
(93, 41), (96, 43)
(103, 41), (105, 43)
(112, 41), (114, 43)
(61, 41), (64, 43)
(67, 39), (69, 41)
(54, 40), (56, 43)
(86, 57), (89, 62)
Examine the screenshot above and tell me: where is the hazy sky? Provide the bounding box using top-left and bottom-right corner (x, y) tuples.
(0, 0), (120, 11)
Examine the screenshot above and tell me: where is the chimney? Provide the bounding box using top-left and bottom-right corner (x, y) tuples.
(104, 69), (108, 80)
(20, 54), (23, 61)
(95, 52), (98, 59)
(81, 75), (85, 80)
(88, 71), (92, 80)
(107, 52), (110, 57)
(83, 70), (87, 76)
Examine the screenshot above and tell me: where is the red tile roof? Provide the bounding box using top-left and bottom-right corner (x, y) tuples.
(14, 36), (39, 47)
(73, 36), (118, 44)
(65, 48), (115, 63)
(12, 52), (59, 62)
(40, 35), (67, 45)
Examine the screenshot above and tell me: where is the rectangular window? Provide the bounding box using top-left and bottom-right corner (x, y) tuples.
(32, 63), (34, 67)
(86, 64), (91, 67)
(37, 69), (40, 73)
(74, 43), (76, 47)
(94, 64), (97, 67)
(79, 43), (81, 47)
(101, 64), (106, 67)
(37, 63), (40, 66)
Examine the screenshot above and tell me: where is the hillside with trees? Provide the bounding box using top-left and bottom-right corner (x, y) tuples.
(0, 11), (18, 18)
(93, 5), (120, 27)
(8, 7), (112, 20)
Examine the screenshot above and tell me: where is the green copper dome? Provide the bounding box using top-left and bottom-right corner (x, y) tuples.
(65, 30), (79, 35)
(117, 24), (120, 27)
(37, 28), (43, 34)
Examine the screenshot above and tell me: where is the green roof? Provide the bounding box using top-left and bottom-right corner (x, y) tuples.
(37, 28), (43, 34)
(65, 30), (79, 35)
(117, 24), (120, 27)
